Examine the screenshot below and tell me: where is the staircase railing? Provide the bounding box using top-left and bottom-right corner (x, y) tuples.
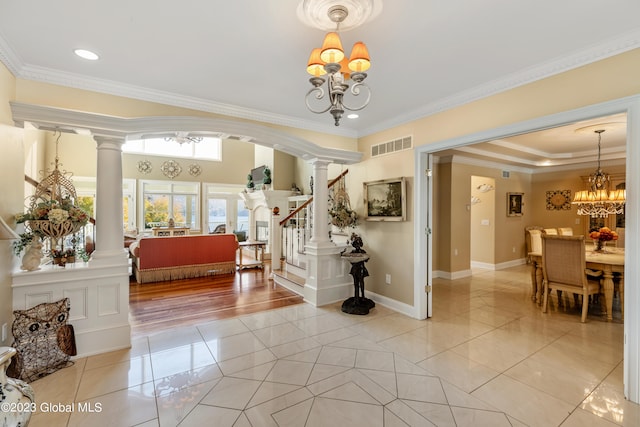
(279, 169), (349, 226)
(279, 169), (349, 268)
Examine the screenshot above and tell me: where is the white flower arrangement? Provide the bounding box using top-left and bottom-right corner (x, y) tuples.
(47, 208), (70, 224)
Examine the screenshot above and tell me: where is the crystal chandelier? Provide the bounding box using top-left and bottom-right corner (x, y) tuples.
(304, 3), (373, 126)
(165, 132), (203, 145)
(572, 129), (626, 217)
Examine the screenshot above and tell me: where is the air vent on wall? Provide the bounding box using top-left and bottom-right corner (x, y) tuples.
(502, 170), (510, 178)
(371, 136), (412, 157)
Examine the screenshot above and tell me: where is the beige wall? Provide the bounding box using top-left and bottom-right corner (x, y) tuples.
(46, 132), (256, 184)
(14, 80), (358, 152)
(1, 49), (639, 312)
(351, 49), (640, 304)
(0, 62), (23, 344)
(273, 150), (296, 191)
(470, 175), (496, 264)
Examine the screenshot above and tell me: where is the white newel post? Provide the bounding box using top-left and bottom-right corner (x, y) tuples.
(309, 160), (330, 246)
(270, 209), (282, 277)
(303, 159), (350, 306)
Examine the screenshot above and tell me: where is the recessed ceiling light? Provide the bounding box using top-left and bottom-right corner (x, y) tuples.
(347, 114), (359, 119)
(74, 49), (99, 60)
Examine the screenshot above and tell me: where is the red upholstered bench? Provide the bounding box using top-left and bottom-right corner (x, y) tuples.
(130, 234), (238, 283)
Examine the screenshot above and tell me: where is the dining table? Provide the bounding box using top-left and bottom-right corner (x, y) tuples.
(528, 247), (624, 321)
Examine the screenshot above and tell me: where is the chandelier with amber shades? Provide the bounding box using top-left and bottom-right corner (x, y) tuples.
(572, 129), (626, 218)
(301, 1), (379, 126)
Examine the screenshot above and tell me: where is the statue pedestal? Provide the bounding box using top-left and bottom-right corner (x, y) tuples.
(341, 253), (375, 315)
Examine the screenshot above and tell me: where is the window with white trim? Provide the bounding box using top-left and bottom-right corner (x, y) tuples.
(123, 137), (222, 161)
(141, 180), (200, 231)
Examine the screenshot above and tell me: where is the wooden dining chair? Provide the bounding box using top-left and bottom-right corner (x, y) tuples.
(525, 226), (544, 263)
(541, 235), (601, 322)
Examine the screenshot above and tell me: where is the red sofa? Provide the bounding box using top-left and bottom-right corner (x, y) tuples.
(130, 234), (238, 283)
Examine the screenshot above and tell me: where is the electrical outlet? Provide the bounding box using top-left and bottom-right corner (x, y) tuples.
(385, 274), (391, 285)
(454, 249), (458, 256)
(1, 323), (7, 342)
(512, 246), (516, 253)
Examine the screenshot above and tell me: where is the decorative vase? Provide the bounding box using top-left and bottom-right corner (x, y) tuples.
(594, 239), (605, 252)
(20, 238), (44, 272)
(0, 347), (35, 427)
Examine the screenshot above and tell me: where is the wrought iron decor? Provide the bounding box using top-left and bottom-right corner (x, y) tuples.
(546, 190), (572, 211)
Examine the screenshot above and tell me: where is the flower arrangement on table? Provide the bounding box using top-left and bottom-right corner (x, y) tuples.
(589, 227), (618, 252)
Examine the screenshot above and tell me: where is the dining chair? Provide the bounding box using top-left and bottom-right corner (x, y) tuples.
(544, 228), (558, 235)
(558, 227), (573, 236)
(541, 235), (601, 322)
(525, 226), (544, 263)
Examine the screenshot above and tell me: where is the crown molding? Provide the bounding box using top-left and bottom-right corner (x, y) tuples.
(17, 64), (359, 139)
(360, 28), (640, 137)
(2, 28), (639, 139)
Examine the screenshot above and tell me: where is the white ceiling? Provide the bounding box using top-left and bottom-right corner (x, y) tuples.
(0, 0), (638, 165)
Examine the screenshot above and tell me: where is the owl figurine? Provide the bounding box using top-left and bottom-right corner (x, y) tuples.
(8, 298), (73, 382)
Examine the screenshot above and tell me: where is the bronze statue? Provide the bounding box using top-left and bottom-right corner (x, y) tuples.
(341, 233), (375, 315)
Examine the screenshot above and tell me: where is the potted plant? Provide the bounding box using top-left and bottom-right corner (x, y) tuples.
(51, 248), (76, 266)
(246, 173), (255, 192)
(12, 232), (38, 258)
(262, 167), (272, 190)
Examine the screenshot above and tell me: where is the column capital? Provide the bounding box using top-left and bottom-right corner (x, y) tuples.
(93, 136), (126, 150)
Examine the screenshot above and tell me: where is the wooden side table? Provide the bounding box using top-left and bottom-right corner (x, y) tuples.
(237, 241), (266, 270)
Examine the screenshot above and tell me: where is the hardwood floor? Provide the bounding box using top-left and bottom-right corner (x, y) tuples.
(129, 261), (304, 337)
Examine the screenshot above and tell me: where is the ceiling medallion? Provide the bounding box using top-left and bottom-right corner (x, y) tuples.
(161, 160), (182, 179)
(137, 160), (152, 174)
(188, 164), (202, 177)
(297, 0), (382, 31)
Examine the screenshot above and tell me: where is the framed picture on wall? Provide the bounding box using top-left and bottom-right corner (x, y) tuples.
(507, 192), (524, 217)
(364, 177), (406, 221)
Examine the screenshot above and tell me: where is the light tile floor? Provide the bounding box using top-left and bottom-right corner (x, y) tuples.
(26, 265), (639, 426)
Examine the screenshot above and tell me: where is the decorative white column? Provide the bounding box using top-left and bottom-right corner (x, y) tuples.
(303, 159), (351, 306)
(12, 135), (131, 357)
(91, 137), (128, 264)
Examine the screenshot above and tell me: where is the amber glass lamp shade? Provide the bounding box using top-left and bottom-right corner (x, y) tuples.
(348, 41), (371, 72)
(306, 48), (327, 77)
(320, 32), (345, 63)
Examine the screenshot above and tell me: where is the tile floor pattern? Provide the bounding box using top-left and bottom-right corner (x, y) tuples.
(26, 265), (639, 426)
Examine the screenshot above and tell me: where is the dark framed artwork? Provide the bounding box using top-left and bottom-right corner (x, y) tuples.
(507, 192), (524, 217)
(545, 190), (572, 210)
(364, 177), (406, 221)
